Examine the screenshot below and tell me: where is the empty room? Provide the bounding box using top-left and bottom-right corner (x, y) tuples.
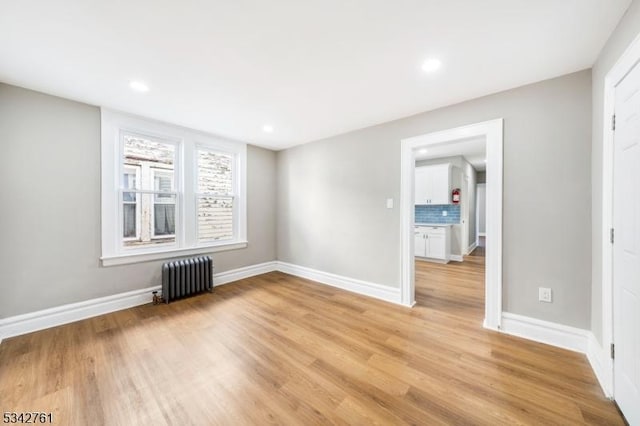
(1, 1), (639, 424)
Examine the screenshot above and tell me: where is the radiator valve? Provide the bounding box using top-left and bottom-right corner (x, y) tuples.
(152, 291), (164, 305)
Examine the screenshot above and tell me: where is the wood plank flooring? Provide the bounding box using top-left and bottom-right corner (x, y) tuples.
(0, 255), (624, 425)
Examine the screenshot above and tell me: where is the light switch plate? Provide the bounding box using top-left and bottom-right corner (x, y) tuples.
(538, 287), (552, 303)
(386, 198), (394, 209)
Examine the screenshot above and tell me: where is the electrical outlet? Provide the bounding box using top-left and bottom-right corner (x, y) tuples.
(538, 287), (552, 303)
(442, 211), (448, 216)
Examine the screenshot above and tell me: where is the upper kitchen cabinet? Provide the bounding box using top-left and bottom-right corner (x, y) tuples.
(415, 163), (451, 205)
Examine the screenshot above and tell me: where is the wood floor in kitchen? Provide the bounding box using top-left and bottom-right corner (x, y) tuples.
(0, 249), (624, 424)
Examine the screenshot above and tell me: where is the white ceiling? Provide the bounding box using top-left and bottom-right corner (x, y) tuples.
(0, 0), (630, 150)
(414, 137), (487, 171)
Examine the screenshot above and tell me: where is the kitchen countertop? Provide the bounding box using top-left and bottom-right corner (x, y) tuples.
(414, 223), (457, 227)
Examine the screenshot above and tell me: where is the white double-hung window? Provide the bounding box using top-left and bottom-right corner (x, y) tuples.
(101, 110), (247, 266)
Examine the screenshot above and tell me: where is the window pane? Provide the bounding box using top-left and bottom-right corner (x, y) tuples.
(198, 196), (233, 241)
(123, 135), (174, 192)
(121, 135), (177, 248)
(123, 169), (138, 190)
(123, 193), (176, 247)
(153, 169), (175, 202)
(155, 175), (172, 192)
(198, 150), (233, 194)
(123, 191), (136, 203)
(154, 204), (176, 236)
(123, 204), (136, 238)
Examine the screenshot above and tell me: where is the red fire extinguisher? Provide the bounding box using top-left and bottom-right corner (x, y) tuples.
(452, 188), (461, 204)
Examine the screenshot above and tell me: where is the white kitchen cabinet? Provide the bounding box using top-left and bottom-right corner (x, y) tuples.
(415, 229), (427, 257)
(415, 164), (451, 205)
(427, 232), (446, 259)
(414, 167), (431, 205)
(414, 226), (451, 262)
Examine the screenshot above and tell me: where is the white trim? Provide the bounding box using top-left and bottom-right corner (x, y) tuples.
(600, 28), (640, 400)
(400, 119), (503, 328)
(587, 333), (614, 398)
(101, 109), (247, 264)
(478, 232), (486, 237)
(0, 260), (613, 401)
(0, 286), (161, 341)
(0, 261), (279, 341)
(275, 261), (403, 306)
(466, 241), (478, 255)
(416, 257), (450, 265)
(101, 241), (248, 266)
(450, 254), (464, 262)
(214, 261), (277, 286)
(500, 312), (589, 353)
(0, 260), (402, 342)
(0, 260), (404, 343)
(499, 312), (612, 398)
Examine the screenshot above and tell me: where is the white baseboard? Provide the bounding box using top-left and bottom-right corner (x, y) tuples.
(586, 333), (613, 398)
(478, 232), (486, 237)
(0, 263), (613, 401)
(0, 260), (399, 342)
(450, 254), (464, 262)
(499, 313), (612, 398)
(500, 312), (589, 353)
(466, 242), (478, 255)
(214, 261), (277, 286)
(275, 261), (403, 306)
(0, 261), (279, 342)
(0, 285), (161, 342)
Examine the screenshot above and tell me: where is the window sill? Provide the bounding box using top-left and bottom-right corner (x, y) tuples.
(100, 241), (248, 267)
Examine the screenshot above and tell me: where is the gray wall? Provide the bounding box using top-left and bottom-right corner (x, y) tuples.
(477, 184), (486, 235)
(591, 0), (640, 343)
(464, 161), (477, 249)
(0, 84), (277, 318)
(278, 70), (592, 329)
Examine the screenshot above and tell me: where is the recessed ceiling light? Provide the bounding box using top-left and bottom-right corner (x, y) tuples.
(421, 58), (442, 73)
(262, 125), (274, 133)
(129, 80), (149, 92)
(419, 148), (428, 154)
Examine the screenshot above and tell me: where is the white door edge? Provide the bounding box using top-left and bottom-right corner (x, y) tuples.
(601, 29), (640, 401)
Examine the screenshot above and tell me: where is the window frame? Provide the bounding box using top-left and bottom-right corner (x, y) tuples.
(101, 109), (247, 267)
(122, 165), (141, 241)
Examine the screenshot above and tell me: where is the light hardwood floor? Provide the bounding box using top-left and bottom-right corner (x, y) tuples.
(0, 253), (624, 425)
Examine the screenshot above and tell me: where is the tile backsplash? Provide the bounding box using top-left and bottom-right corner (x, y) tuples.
(415, 204), (460, 224)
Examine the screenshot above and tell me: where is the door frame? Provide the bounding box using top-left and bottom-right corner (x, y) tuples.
(399, 119), (503, 330)
(600, 30), (640, 399)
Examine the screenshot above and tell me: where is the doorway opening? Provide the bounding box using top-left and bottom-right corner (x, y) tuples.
(400, 119), (503, 329)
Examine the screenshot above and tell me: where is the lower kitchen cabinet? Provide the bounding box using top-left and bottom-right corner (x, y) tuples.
(414, 226), (451, 262)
